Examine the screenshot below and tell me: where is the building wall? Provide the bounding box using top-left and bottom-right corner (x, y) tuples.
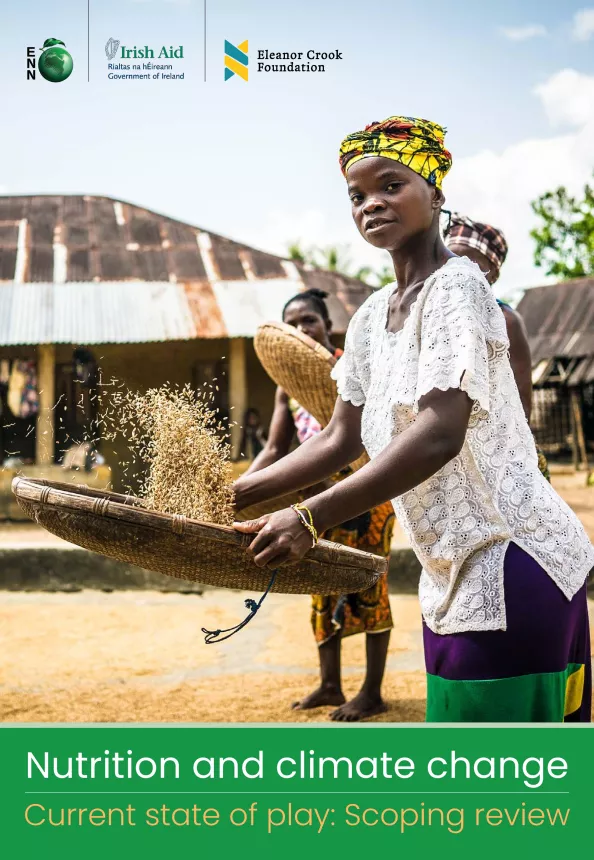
(245, 340), (277, 446)
(0, 345), (44, 464)
(1, 339), (266, 490)
(1, 334), (322, 492)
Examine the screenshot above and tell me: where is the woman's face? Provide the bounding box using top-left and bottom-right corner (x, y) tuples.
(283, 300), (330, 346)
(346, 157), (443, 251)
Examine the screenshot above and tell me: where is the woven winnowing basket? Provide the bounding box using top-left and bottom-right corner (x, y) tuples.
(255, 322), (338, 425)
(253, 321), (368, 472)
(12, 478), (386, 595)
(237, 491), (303, 523)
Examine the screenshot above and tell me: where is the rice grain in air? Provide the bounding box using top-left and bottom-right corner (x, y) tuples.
(100, 383), (235, 525)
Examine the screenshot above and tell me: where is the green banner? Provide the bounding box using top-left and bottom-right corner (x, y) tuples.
(0, 725), (591, 858)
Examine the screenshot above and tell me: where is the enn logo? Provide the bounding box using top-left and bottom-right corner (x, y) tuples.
(224, 40), (248, 81)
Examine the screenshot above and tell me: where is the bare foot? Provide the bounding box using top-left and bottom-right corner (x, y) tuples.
(329, 690), (388, 722)
(291, 685), (346, 710)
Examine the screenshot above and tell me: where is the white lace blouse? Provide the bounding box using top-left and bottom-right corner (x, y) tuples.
(331, 256), (594, 635)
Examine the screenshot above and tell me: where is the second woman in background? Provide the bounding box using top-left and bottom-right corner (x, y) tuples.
(246, 288), (395, 721)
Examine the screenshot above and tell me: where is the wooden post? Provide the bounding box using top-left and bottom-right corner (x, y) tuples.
(570, 403), (580, 471)
(570, 388), (589, 472)
(229, 338), (247, 460)
(36, 344), (55, 466)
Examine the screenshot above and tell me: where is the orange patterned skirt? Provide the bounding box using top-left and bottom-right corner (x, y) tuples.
(311, 500), (395, 645)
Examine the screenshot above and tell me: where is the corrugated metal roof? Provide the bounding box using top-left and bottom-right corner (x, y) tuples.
(0, 194), (376, 341)
(0, 282), (197, 345)
(517, 279), (594, 363)
(0, 280), (343, 345)
(212, 280), (305, 338)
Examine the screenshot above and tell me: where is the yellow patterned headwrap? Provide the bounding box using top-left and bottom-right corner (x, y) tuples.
(339, 116), (452, 189)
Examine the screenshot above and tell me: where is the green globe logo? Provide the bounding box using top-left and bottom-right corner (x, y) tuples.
(38, 38), (73, 83)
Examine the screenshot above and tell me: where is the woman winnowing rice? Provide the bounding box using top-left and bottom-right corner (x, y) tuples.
(233, 116), (593, 722)
(245, 288), (395, 722)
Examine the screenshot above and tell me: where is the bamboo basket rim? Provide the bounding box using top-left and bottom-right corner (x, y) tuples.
(12, 477), (387, 575)
(256, 320), (339, 367)
(254, 319), (369, 473)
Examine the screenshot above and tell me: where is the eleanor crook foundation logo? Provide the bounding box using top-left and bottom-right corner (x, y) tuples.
(105, 38), (120, 61)
(224, 39), (248, 81)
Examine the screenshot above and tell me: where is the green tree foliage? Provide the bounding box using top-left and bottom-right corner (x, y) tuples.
(531, 176), (594, 278)
(311, 245), (353, 274)
(287, 242), (309, 264)
(373, 264), (396, 287)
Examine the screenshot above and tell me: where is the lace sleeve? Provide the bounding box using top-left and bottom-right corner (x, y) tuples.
(415, 265), (509, 414)
(330, 306), (368, 407)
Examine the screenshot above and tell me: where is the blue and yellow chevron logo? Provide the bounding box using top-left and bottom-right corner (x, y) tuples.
(224, 39), (248, 81)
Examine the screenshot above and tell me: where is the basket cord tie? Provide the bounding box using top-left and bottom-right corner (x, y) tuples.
(201, 569), (277, 644)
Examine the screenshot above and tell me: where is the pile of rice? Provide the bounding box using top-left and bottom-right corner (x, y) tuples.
(100, 383), (235, 525)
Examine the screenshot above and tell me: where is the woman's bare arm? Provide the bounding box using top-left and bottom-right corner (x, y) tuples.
(244, 387), (295, 475)
(233, 396), (364, 511)
(501, 306), (532, 422)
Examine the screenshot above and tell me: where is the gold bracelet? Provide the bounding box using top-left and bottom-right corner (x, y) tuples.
(294, 503), (319, 542)
(294, 509), (317, 547)
(291, 504), (318, 547)
(295, 502), (314, 529)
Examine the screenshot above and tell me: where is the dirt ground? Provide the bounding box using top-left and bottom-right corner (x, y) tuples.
(0, 469), (593, 723)
(0, 591), (427, 722)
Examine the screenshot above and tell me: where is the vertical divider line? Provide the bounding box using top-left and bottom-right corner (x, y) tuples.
(204, 0), (207, 82)
(88, 0), (90, 82)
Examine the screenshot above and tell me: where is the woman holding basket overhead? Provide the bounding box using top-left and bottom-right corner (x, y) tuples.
(246, 287), (395, 722)
(234, 116), (593, 722)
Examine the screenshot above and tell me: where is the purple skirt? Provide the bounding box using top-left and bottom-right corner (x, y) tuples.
(423, 542), (592, 722)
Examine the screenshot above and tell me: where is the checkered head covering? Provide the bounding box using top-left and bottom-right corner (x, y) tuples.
(445, 213), (508, 281)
